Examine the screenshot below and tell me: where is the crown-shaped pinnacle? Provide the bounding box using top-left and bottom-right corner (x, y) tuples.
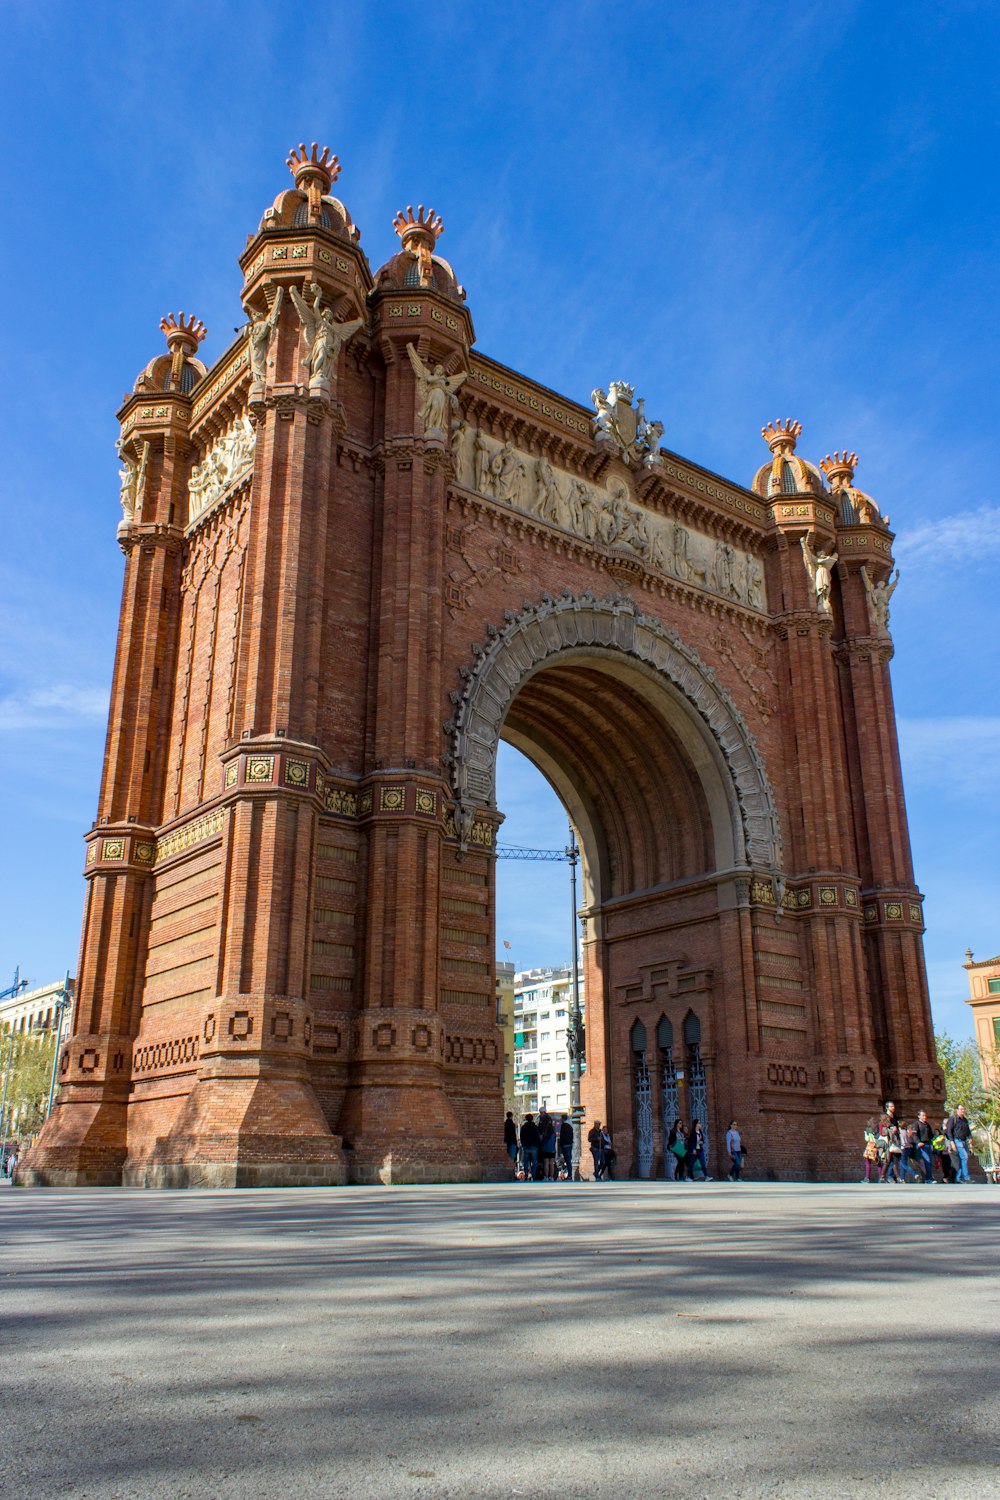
(160, 312), (207, 349)
(762, 419), (802, 454)
(286, 142), (341, 191)
(393, 205), (444, 246)
(819, 450), (859, 486)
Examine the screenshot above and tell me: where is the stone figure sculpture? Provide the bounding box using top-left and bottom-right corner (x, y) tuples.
(474, 430), (491, 494)
(861, 565), (899, 635)
(117, 440), (149, 527)
(246, 287), (285, 386)
(746, 557), (765, 612)
(536, 459), (565, 526)
(405, 343), (467, 436)
(289, 283), (362, 389)
(188, 416), (257, 524)
(801, 535), (838, 614)
(491, 443), (524, 506)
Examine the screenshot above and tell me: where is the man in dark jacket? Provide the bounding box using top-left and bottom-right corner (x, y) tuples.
(558, 1115), (575, 1180)
(913, 1110), (934, 1183)
(503, 1111), (518, 1176)
(946, 1105), (973, 1182)
(519, 1113), (541, 1181)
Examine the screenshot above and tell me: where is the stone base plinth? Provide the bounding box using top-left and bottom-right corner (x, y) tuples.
(17, 1097), (129, 1187)
(126, 1157), (347, 1189)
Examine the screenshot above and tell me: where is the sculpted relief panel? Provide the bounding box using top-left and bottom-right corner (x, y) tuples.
(452, 425), (765, 611)
(188, 416), (256, 526)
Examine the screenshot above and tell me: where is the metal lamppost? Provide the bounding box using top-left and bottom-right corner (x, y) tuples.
(565, 824), (585, 1180)
(44, 972), (74, 1123)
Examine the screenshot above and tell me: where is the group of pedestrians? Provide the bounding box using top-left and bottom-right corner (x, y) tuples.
(862, 1102), (975, 1184)
(504, 1111), (748, 1182)
(505, 1110), (574, 1180)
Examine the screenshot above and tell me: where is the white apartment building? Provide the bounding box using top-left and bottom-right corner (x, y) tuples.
(0, 977), (75, 1040)
(513, 965), (584, 1118)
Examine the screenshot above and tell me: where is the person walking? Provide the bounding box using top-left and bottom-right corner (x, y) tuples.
(519, 1113), (540, 1181)
(881, 1119), (904, 1182)
(933, 1118), (954, 1182)
(725, 1120), (744, 1181)
(601, 1125), (616, 1180)
(913, 1110), (935, 1183)
(947, 1105), (973, 1183)
(537, 1110), (557, 1181)
(898, 1119), (919, 1183)
(862, 1121), (880, 1182)
(588, 1120), (607, 1180)
(666, 1118), (685, 1180)
(687, 1118), (710, 1180)
(503, 1111), (518, 1177)
(558, 1115), (574, 1180)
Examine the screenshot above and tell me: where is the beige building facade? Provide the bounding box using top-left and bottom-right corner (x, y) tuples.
(964, 949), (1000, 1086)
(495, 961), (516, 1113)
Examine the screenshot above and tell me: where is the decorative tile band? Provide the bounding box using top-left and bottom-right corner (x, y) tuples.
(155, 809), (226, 864)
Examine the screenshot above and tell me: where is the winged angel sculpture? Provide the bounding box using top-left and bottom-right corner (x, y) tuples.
(406, 343), (467, 436)
(288, 283), (362, 389)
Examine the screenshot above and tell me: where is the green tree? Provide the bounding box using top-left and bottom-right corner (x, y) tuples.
(934, 1030), (1000, 1177)
(0, 1027), (58, 1143)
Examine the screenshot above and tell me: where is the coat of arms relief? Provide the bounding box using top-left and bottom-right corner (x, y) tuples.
(592, 381), (664, 469)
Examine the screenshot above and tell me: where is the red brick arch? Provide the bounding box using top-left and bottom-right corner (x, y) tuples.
(448, 592), (783, 887)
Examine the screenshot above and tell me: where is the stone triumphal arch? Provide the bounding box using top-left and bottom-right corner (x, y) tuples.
(22, 145), (941, 1187)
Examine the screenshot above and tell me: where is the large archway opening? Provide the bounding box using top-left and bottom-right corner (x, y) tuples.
(495, 658), (727, 1177)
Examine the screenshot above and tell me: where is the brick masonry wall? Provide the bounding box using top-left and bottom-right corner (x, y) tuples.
(21, 190), (942, 1190)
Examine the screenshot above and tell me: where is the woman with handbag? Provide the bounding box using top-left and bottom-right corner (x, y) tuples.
(666, 1118), (686, 1180)
(882, 1120), (903, 1182)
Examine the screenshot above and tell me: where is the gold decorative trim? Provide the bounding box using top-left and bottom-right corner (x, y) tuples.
(415, 790), (436, 816)
(380, 786), (405, 812)
(285, 759), (310, 787)
(102, 838), (125, 861)
(819, 886), (838, 905)
(156, 808), (226, 864)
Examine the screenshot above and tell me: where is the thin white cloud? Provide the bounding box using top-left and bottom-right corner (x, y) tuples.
(0, 684), (109, 734)
(894, 503), (1000, 570)
(898, 715), (1000, 796)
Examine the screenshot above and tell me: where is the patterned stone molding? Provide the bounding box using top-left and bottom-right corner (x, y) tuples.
(446, 593), (783, 872)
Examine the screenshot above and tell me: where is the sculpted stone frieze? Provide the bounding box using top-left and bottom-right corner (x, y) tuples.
(188, 416), (256, 526)
(451, 425), (767, 612)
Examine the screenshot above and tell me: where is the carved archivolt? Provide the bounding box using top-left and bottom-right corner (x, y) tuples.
(446, 593), (782, 872)
(451, 425), (766, 612)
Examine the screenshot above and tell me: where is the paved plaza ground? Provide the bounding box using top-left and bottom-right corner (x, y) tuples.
(1, 1181), (998, 1500)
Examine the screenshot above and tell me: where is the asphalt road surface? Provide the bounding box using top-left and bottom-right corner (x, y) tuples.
(2, 1182), (998, 1500)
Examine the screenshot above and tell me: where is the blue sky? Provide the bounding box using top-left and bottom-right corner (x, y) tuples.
(1, 3), (997, 1039)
